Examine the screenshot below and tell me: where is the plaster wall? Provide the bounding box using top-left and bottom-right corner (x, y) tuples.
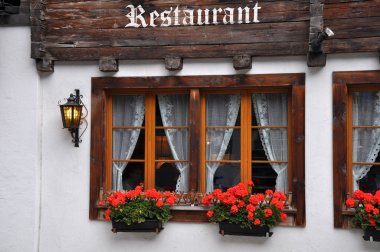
(2, 27), (380, 252)
(0, 27), (40, 252)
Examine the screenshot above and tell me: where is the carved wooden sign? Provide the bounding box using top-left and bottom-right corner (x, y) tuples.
(30, 0), (380, 72)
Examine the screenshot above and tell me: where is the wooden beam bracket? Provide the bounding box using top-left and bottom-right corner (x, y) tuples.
(99, 58), (119, 72)
(307, 1), (326, 67)
(165, 56), (183, 71)
(233, 55), (252, 70)
(36, 58), (54, 72)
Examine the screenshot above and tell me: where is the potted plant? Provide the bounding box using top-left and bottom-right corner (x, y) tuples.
(103, 185), (176, 233)
(202, 181), (288, 237)
(345, 189), (380, 241)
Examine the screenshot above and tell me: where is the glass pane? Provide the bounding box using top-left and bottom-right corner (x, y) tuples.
(352, 128), (380, 162)
(120, 162), (144, 191)
(206, 129), (240, 161)
(356, 165), (380, 194)
(252, 93), (288, 126)
(252, 128), (288, 161)
(211, 163), (241, 191)
(155, 129), (188, 160)
(206, 94), (241, 126)
(112, 95), (145, 127)
(113, 129), (145, 160)
(155, 162), (181, 192)
(352, 91), (380, 126)
(251, 163), (278, 193)
(156, 94), (189, 127)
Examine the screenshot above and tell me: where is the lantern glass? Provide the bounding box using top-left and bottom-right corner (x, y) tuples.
(60, 104), (83, 129)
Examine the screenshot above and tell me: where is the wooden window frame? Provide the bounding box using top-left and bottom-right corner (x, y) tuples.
(333, 70), (380, 228)
(90, 74), (305, 226)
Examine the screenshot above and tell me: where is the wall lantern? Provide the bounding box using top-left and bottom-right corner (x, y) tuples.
(58, 89), (88, 147)
(310, 27), (335, 53)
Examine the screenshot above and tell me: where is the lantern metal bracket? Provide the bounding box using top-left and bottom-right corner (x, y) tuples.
(58, 89), (88, 147)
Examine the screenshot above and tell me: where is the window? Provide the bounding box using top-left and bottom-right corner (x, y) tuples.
(333, 70), (380, 228)
(91, 74), (305, 226)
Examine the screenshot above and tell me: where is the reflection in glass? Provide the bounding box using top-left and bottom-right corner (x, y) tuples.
(155, 162), (180, 192)
(252, 128), (288, 161)
(112, 95), (145, 191)
(117, 162), (144, 191)
(352, 91), (380, 126)
(205, 94), (241, 192)
(206, 129), (240, 161)
(212, 163), (240, 191)
(358, 165), (380, 194)
(251, 163), (278, 193)
(113, 129), (145, 160)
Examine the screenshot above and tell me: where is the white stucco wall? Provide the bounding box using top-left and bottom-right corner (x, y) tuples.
(2, 27), (380, 252)
(0, 27), (39, 252)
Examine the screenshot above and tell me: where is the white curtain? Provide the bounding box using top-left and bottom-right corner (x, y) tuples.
(206, 94), (240, 193)
(112, 95), (145, 191)
(352, 91), (380, 190)
(158, 95), (189, 192)
(253, 93), (288, 193)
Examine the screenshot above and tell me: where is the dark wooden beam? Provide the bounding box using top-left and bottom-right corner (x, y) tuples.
(307, 0), (326, 67)
(233, 55), (252, 70)
(99, 58), (118, 72)
(307, 52), (326, 67)
(165, 56), (183, 71)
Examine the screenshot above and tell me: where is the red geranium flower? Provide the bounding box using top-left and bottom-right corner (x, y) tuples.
(264, 209), (273, 217)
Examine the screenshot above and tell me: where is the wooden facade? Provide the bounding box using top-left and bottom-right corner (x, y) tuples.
(29, 0), (380, 72)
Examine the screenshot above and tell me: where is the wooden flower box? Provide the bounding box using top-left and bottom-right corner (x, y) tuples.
(111, 220), (163, 234)
(219, 222), (273, 237)
(363, 227), (380, 242)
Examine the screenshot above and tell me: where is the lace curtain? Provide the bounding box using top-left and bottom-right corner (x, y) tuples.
(206, 94), (240, 193)
(158, 95), (189, 192)
(253, 93), (288, 193)
(112, 95), (145, 191)
(352, 91), (380, 190)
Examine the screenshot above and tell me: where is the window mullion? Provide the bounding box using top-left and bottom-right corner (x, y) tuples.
(145, 94), (156, 189)
(189, 89), (201, 192)
(241, 92), (251, 184)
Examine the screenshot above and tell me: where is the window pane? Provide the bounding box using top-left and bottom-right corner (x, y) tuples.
(155, 162), (181, 192)
(119, 162), (144, 191)
(112, 129), (145, 160)
(252, 93), (287, 126)
(251, 163), (278, 193)
(212, 163), (241, 191)
(206, 129), (240, 161)
(206, 94), (241, 126)
(352, 128), (380, 163)
(252, 128), (288, 162)
(112, 95), (145, 127)
(352, 91), (380, 126)
(156, 129), (188, 160)
(355, 165), (380, 194)
(156, 94), (189, 127)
